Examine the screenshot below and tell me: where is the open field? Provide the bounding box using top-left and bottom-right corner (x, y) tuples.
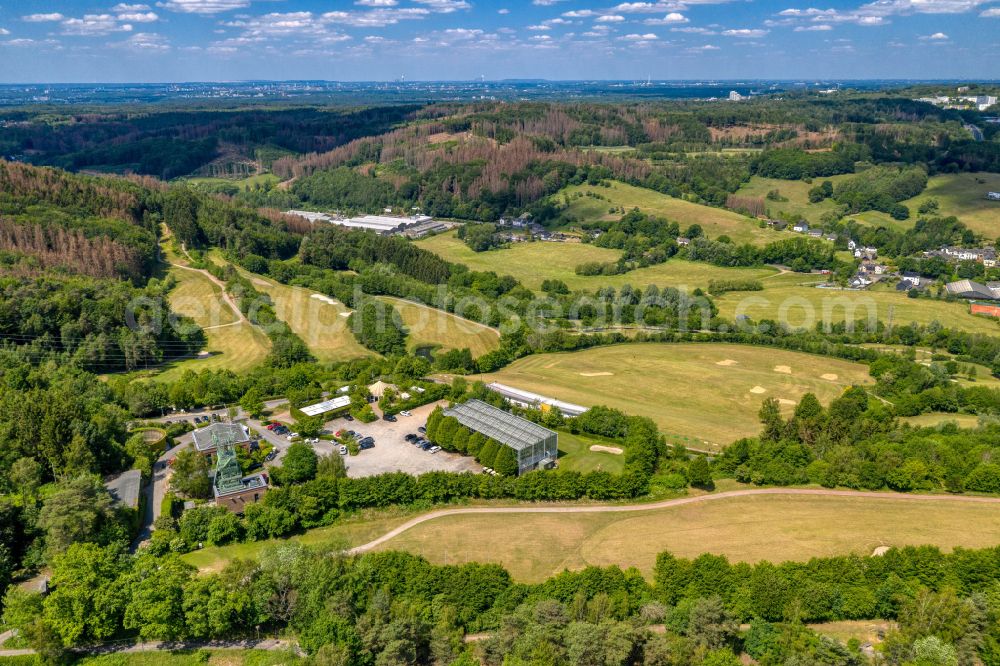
(474, 343), (873, 449)
(902, 412), (983, 429)
(370, 493), (1000, 582)
(378, 296), (501, 358)
(234, 268), (374, 363)
(734, 175), (854, 225)
(557, 181), (773, 246)
(416, 231), (776, 292)
(183, 173), (281, 190)
(556, 431), (625, 474)
(157, 247), (271, 380)
(714, 280), (1000, 336)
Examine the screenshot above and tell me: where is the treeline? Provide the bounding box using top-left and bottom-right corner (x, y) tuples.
(349, 299), (408, 356)
(752, 145), (867, 179)
(831, 165), (929, 220)
(7, 532), (1000, 664)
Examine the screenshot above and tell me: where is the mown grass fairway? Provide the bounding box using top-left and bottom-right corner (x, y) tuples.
(557, 431), (625, 474)
(557, 180), (773, 246)
(474, 343), (873, 449)
(416, 231), (776, 292)
(378, 296), (501, 358)
(713, 278), (1000, 336)
(158, 247), (271, 380)
(372, 493), (1000, 582)
(234, 268), (374, 363)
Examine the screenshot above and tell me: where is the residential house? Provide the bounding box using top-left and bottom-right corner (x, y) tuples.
(676, 237), (691, 246)
(792, 222), (809, 233)
(901, 272), (922, 287)
(988, 191), (1000, 201)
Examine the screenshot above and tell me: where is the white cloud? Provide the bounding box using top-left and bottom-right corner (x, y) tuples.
(356, 0), (398, 5)
(919, 30), (949, 37)
(0, 28), (8, 35)
(563, 9), (597, 17)
(498, 8), (510, 13)
(596, 14), (626, 21)
(117, 11), (159, 22)
(412, 0), (471, 12)
(321, 8), (430, 27)
(61, 14), (134, 35)
(620, 32), (659, 39)
(533, 0), (568, 5)
(155, 0), (250, 14)
(645, 12), (689, 23)
(721, 28), (769, 36)
(527, 24), (552, 30)
(112, 3), (151, 10)
(114, 31), (170, 50)
(981, 6), (1000, 15)
(22, 13), (65, 22)
(687, 43), (720, 50)
(794, 23), (833, 29)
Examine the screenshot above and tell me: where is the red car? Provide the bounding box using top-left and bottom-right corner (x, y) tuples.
(266, 424), (278, 430)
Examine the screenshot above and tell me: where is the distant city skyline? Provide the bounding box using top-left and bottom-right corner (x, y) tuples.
(0, 0), (998, 82)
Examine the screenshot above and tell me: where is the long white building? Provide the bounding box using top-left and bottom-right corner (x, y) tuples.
(284, 211), (432, 236)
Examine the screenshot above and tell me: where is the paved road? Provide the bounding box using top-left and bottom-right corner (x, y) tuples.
(966, 123), (985, 142)
(0, 637), (299, 659)
(347, 487), (1000, 554)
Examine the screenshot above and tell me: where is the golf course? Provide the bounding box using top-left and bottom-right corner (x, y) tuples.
(473, 342), (873, 449)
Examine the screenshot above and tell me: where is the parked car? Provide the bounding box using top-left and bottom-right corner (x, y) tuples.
(346, 430), (357, 438)
(339, 445), (348, 455)
(266, 424), (277, 430)
(404, 433), (417, 442)
(417, 426), (426, 433)
(420, 442), (431, 451)
(359, 437), (375, 450)
(400, 410), (412, 417)
(308, 438), (319, 444)
(383, 414), (397, 422)
(335, 430), (346, 438)
(344, 414), (354, 422)
(429, 446), (441, 453)
(264, 451), (277, 462)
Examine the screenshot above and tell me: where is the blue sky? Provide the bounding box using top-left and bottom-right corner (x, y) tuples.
(0, 0), (998, 82)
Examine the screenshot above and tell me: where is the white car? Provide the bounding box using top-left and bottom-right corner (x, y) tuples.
(287, 432), (300, 440)
(339, 445), (348, 455)
(400, 410), (412, 417)
(429, 445), (441, 453)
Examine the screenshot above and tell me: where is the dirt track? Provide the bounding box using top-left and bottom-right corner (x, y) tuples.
(348, 487), (1000, 554)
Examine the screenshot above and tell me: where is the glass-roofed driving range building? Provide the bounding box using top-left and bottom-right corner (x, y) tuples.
(443, 399), (558, 475)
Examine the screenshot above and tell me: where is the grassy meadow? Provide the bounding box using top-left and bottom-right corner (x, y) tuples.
(557, 180), (773, 246)
(713, 273), (1000, 336)
(372, 493), (1000, 582)
(474, 342), (873, 449)
(416, 231), (777, 292)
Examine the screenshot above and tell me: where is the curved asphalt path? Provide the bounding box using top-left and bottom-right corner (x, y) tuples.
(348, 487), (1000, 554)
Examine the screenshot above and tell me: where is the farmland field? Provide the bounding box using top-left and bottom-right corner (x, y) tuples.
(902, 412), (983, 429)
(371, 493), (1000, 582)
(474, 343), (873, 449)
(713, 278), (1000, 336)
(416, 231), (777, 292)
(378, 296), (501, 358)
(557, 180), (773, 245)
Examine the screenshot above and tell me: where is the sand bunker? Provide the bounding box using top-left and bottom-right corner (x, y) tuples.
(821, 373), (839, 381)
(872, 546), (891, 557)
(716, 359), (738, 366)
(750, 386), (767, 394)
(310, 294), (339, 306)
(590, 445), (624, 455)
(579, 372), (614, 377)
(778, 398), (797, 406)
(338, 312), (351, 318)
(774, 365), (792, 374)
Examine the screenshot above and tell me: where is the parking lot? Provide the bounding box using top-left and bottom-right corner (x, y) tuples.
(322, 401), (481, 478)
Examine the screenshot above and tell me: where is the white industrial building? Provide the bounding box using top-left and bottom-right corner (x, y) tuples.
(284, 210), (432, 236)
